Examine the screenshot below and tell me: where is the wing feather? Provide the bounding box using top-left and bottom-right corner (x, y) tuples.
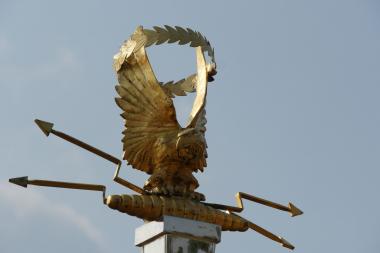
(120, 112), (153, 123)
(115, 86), (148, 111)
(115, 46), (180, 174)
(186, 47), (209, 172)
(186, 47), (208, 128)
(118, 73), (157, 112)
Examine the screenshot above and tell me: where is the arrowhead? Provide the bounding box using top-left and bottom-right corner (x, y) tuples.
(9, 176), (28, 188)
(35, 119), (54, 136)
(288, 202), (303, 217)
(280, 237), (295, 250)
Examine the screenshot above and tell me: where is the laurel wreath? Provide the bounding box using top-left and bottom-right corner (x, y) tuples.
(142, 26), (215, 65)
(113, 25), (216, 97)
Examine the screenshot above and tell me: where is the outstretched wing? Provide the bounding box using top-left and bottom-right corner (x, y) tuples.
(187, 47), (209, 169)
(115, 46), (180, 174)
(186, 47), (208, 129)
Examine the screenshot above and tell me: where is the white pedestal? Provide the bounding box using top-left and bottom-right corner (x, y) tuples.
(135, 216), (222, 253)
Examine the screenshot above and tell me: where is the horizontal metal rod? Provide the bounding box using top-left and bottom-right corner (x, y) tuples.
(9, 176), (107, 203)
(29, 179), (105, 192)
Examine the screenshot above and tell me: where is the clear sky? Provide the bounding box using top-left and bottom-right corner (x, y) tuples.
(1, 0), (379, 252)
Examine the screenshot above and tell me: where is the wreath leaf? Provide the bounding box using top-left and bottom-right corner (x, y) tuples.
(114, 25), (216, 97)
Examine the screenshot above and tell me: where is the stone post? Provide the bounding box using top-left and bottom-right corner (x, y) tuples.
(135, 216), (221, 253)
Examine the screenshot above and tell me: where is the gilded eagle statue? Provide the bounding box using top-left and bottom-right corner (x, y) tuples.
(113, 26), (217, 200)
(9, 25), (303, 250)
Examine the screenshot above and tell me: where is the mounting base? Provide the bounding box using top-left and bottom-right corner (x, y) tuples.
(135, 216), (222, 253)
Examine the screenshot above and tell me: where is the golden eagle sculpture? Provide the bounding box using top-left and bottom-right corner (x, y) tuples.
(9, 25), (303, 250)
(113, 26), (217, 200)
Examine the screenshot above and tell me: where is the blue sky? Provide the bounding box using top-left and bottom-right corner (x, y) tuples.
(1, 0), (380, 252)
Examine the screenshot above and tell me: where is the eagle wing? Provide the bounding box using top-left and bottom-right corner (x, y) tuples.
(186, 47), (208, 129)
(186, 47), (209, 170)
(115, 46), (181, 174)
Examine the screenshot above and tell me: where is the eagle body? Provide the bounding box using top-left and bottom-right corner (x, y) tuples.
(143, 129), (206, 196)
(114, 33), (211, 200)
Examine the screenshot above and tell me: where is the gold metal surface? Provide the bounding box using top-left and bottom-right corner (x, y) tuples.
(114, 26), (213, 199)
(204, 192), (303, 217)
(246, 220), (295, 250)
(35, 119), (53, 136)
(9, 176), (106, 203)
(106, 194), (247, 231)
(35, 119), (121, 165)
(161, 74), (197, 97)
(113, 25), (216, 73)
(9, 25), (302, 251)
(34, 119), (145, 194)
(106, 194), (294, 249)
(113, 163), (146, 194)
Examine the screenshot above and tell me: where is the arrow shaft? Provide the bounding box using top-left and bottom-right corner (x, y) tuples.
(113, 163), (145, 194)
(204, 192), (290, 213)
(246, 220), (289, 248)
(248, 221), (294, 250)
(27, 178), (107, 203)
(34, 119), (147, 194)
(238, 192), (290, 212)
(233, 213), (295, 250)
(51, 129), (120, 165)
(9, 176), (107, 203)
(28, 179), (105, 192)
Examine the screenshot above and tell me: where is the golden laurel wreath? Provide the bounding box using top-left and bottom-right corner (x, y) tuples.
(113, 25), (216, 97)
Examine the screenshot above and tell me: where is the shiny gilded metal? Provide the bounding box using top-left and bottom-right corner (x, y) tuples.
(9, 176), (106, 202)
(114, 26), (215, 200)
(9, 25), (303, 251)
(34, 119), (146, 195)
(34, 119), (122, 165)
(106, 194), (295, 249)
(205, 192), (303, 217)
(113, 25), (216, 73)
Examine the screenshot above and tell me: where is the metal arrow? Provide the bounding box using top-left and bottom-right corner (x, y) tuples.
(236, 192), (303, 217)
(205, 192), (303, 217)
(246, 220), (295, 250)
(34, 119), (146, 194)
(9, 176), (107, 203)
(35, 119), (120, 165)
